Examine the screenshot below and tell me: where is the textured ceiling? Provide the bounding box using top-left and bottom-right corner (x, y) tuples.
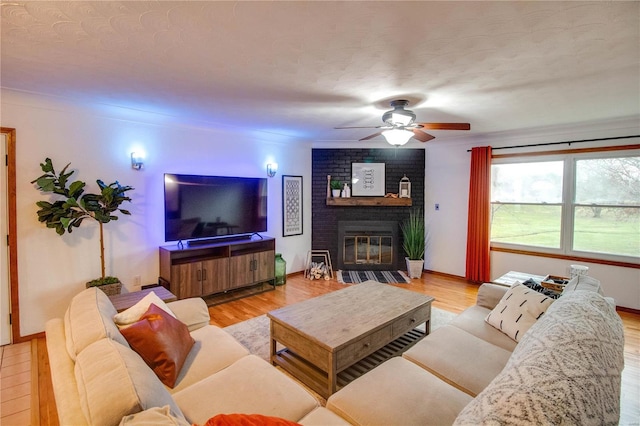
(1, 1), (639, 143)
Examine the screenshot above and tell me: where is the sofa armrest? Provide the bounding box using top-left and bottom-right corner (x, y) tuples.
(45, 318), (88, 426)
(167, 298), (210, 331)
(476, 283), (509, 310)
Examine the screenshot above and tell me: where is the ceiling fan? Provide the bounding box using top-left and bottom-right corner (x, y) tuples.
(335, 100), (470, 146)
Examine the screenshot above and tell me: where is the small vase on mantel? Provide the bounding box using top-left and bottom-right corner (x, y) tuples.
(342, 183), (351, 198)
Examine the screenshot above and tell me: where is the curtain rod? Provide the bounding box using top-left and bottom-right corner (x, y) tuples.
(466, 134), (640, 152)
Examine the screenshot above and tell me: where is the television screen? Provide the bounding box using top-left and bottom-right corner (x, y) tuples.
(164, 173), (267, 242)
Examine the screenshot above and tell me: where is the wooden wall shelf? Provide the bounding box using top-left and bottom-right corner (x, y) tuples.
(326, 197), (412, 207)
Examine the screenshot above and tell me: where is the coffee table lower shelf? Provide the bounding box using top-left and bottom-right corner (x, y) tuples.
(273, 328), (426, 397)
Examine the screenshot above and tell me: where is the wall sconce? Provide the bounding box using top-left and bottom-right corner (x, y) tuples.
(131, 152), (144, 170)
(267, 163), (278, 177)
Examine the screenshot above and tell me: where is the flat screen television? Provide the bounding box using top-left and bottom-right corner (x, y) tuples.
(164, 173), (267, 243)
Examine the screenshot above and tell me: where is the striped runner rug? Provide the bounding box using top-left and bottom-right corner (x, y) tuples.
(337, 270), (410, 284)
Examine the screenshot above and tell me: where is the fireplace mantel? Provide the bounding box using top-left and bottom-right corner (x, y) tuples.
(326, 197), (412, 207)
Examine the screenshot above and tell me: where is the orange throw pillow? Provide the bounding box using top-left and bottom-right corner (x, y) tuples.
(203, 414), (301, 426)
(121, 303), (195, 388)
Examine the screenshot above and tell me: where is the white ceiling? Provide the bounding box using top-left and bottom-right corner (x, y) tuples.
(1, 1), (639, 143)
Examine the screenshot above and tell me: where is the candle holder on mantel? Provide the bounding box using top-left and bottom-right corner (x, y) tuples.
(399, 175), (411, 198)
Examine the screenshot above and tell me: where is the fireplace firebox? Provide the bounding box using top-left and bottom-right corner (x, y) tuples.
(337, 221), (399, 270)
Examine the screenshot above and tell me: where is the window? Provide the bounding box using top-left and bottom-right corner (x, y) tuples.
(490, 150), (640, 263)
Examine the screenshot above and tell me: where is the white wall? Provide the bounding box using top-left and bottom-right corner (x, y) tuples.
(1, 90), (312, 336)
(424, 118), (640, 310)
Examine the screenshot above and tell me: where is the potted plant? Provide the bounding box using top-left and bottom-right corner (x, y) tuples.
(31, 158), (134, 295)
(400, 208), (425, 279)
(330, 180), (342, 197)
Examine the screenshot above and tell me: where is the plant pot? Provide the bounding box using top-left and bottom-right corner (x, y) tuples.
(86, 281), (122, 296)
(332, 189), (341, 197)
(405, 257), (424, 279)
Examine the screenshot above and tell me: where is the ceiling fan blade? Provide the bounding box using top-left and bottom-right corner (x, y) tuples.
(412, 129), (436, 142)
(416, 123), (471, 131)
(359, 132), (383, 141)
(334, 126), (384, 129)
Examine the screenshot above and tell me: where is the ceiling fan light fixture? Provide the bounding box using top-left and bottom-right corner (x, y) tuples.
(382, 128), (413, 146)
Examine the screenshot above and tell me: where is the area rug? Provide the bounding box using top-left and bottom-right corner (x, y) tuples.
(223, 307), (456, 363)
(337, 270), (410, 284)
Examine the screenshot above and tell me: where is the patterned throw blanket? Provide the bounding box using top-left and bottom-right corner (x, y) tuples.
(455, 290), (625, 425)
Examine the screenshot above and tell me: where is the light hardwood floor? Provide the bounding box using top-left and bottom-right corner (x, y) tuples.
(2, 271), (639, 425)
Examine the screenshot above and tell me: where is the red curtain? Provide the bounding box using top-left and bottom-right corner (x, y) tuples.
(465, 146), (492, 282)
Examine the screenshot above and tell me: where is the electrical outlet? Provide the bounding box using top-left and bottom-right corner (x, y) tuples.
(133, 275), (141, 287)
(435, 203), (440, 211)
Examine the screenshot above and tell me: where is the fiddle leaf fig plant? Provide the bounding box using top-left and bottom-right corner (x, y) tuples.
(31, 158), (134, 282)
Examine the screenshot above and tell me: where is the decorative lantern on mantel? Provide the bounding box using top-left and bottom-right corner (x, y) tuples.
(399, 175), (411, 198)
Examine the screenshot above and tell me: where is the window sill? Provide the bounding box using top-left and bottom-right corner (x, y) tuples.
(490, 246), (640, 269)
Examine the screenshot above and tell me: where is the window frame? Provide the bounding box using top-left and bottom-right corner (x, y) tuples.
(490, 147), (640, 265)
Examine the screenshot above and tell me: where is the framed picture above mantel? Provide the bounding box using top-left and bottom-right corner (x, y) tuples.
(351, 163), (385, 196)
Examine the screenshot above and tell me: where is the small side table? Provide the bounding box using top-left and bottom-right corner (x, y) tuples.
(493, 271), (546, 287)
(108, 286), (177, 312)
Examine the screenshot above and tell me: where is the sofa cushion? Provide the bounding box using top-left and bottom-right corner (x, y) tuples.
(297, 407), (352, 426)
(475, 283), (509, 310)
(326, 357), (473, 426)
(169, 325), (249, 393)
(403, 325), (512, 396)
(74, 338), (185, 426)
(172, 355), (320, 424)
(45, 318), (89, 426)
(166, 298), (212, 332)
(114, 291), (176, 327)
(485, 283), (554, 342)
(64, 287), (129, 360)
(120, 304), (195, 388)
(448, 305), (517, 352)
(454, 290), (624, 426)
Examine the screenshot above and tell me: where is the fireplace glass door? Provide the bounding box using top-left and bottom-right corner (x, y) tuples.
(343, 236), (393, 265)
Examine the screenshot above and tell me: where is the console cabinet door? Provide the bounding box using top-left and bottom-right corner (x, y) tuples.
(171, 263), (203, 299)
(254, 250), (275, 283)
(201, 258), (229, 295)
(229, 253), (254, 289)
(229, 250), (275, 289)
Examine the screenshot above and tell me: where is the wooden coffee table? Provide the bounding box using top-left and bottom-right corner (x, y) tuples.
(267, 281), (434, 398)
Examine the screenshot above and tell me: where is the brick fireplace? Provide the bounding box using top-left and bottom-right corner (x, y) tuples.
(312, 148), (425, 271)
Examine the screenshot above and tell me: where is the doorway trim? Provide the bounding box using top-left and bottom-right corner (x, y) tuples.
(1, 127), (21, 343)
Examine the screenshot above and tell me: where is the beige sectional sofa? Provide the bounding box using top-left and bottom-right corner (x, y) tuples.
(45, 287), (348, 426)
(47, 276), (624, 425)
(326, 276), (625, 425)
